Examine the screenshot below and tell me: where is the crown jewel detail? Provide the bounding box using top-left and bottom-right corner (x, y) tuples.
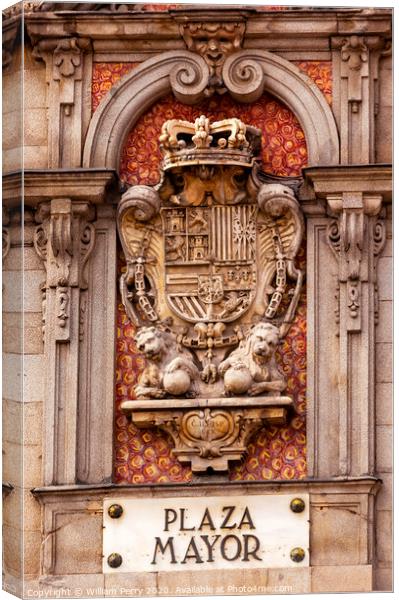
(159, 115), (261, 170)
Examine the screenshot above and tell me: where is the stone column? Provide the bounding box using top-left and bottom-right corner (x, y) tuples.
(303, 166), (391, 479)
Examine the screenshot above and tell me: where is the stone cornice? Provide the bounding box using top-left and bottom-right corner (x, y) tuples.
(303, 164), (392, 202)
(31, 476), (382, 501)
(2, 168), (119, 208)
(23, 9), (391, 51)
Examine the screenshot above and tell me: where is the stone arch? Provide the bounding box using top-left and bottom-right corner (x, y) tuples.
(83, 49), (339, 170)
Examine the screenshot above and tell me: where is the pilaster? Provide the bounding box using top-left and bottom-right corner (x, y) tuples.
(303, 165), (391, 479)
(332, 35), (390, 164)
(32, 37), (93, 168)
(3, 168), (121, 487)
(34, 198), (96, 485)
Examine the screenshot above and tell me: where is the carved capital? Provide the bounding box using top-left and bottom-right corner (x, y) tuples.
(327, 192), (385, 330)
(122, 396), (292, 473)
(34, 199), (95, 340)
(33, 36), (91, 80)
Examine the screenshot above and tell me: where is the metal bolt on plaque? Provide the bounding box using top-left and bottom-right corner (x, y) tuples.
(107, 553), (123, 568)
(290, 497), (306, 513)
(290, 547), (305, 563)
(108, 504), (123, 519)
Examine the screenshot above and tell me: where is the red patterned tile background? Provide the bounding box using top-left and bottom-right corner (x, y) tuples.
(294, 61), (333, 105)
(92, 63), (139, 112)
(93, 61), (332, 484)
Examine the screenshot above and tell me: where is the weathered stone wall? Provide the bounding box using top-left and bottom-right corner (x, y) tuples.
(2, 4), (392, 595)
(374, 204), (393, 591)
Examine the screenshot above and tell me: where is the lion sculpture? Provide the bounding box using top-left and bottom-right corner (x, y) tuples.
(134, 326), (199, 400)
(218, 322), (287, 396)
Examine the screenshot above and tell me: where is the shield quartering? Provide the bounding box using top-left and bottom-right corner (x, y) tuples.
(162, 204), (257, 323)
(117, 115), (304, 396)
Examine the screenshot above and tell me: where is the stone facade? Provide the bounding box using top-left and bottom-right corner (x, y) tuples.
(2, 2), (392, 597)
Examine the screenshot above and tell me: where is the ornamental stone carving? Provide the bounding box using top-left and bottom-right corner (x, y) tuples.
(180, 21), (246, 96)
(34, 198), (95, 341)
(326, 192), (385, 332)
(118, 116), (304, 472)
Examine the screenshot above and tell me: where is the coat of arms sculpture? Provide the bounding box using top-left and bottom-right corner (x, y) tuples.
(118, 115), (305, 472)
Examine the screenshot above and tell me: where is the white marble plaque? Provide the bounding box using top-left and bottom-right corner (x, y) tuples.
(103, 494), (309, 573)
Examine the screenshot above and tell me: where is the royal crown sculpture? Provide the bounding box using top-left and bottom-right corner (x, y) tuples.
(117, 116), (305, 472)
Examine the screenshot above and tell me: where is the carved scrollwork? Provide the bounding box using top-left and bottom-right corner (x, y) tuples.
(33, 224), (48, 264)
(169, 54), (211, 104)
(327, 218), (340, 255)
(222, 52), (264, 103)
(117, 185), (160, 223)
(80, 223), (96, 290)
(373, 218), (386, 256)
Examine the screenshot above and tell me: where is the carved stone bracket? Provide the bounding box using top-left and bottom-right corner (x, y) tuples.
(327, 193), (385, 332)
(122, 396), (292, 473)
(32, 37), (92, 167)
(34, 198), (95, 341)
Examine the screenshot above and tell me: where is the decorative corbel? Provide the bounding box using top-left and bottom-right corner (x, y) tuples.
(32, 37), (92, 167)
(327, 193), (385, 332)
(34, 199), (95, 341)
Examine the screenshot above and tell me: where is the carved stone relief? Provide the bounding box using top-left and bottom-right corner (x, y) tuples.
(326, 193), (385, 332)
(180, 21), (246, 96)
(118, 116), (305, 472)
(34, 199), (95, 341)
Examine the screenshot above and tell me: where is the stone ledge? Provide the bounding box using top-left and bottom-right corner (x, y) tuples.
(2, 168), (119, 209)
(31, 477), (382, 499)
(303, 164), (392, 201)
(122, 395), (293, 411)
(121, 396), (293, 473)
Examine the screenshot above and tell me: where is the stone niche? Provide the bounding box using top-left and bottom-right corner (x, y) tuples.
(117, 115), (305, 473)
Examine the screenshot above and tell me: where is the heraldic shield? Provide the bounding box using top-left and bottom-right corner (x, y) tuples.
(117, 115), (305, 400)
(162, 204), (257, 323)
(116, 116), (305, 470)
